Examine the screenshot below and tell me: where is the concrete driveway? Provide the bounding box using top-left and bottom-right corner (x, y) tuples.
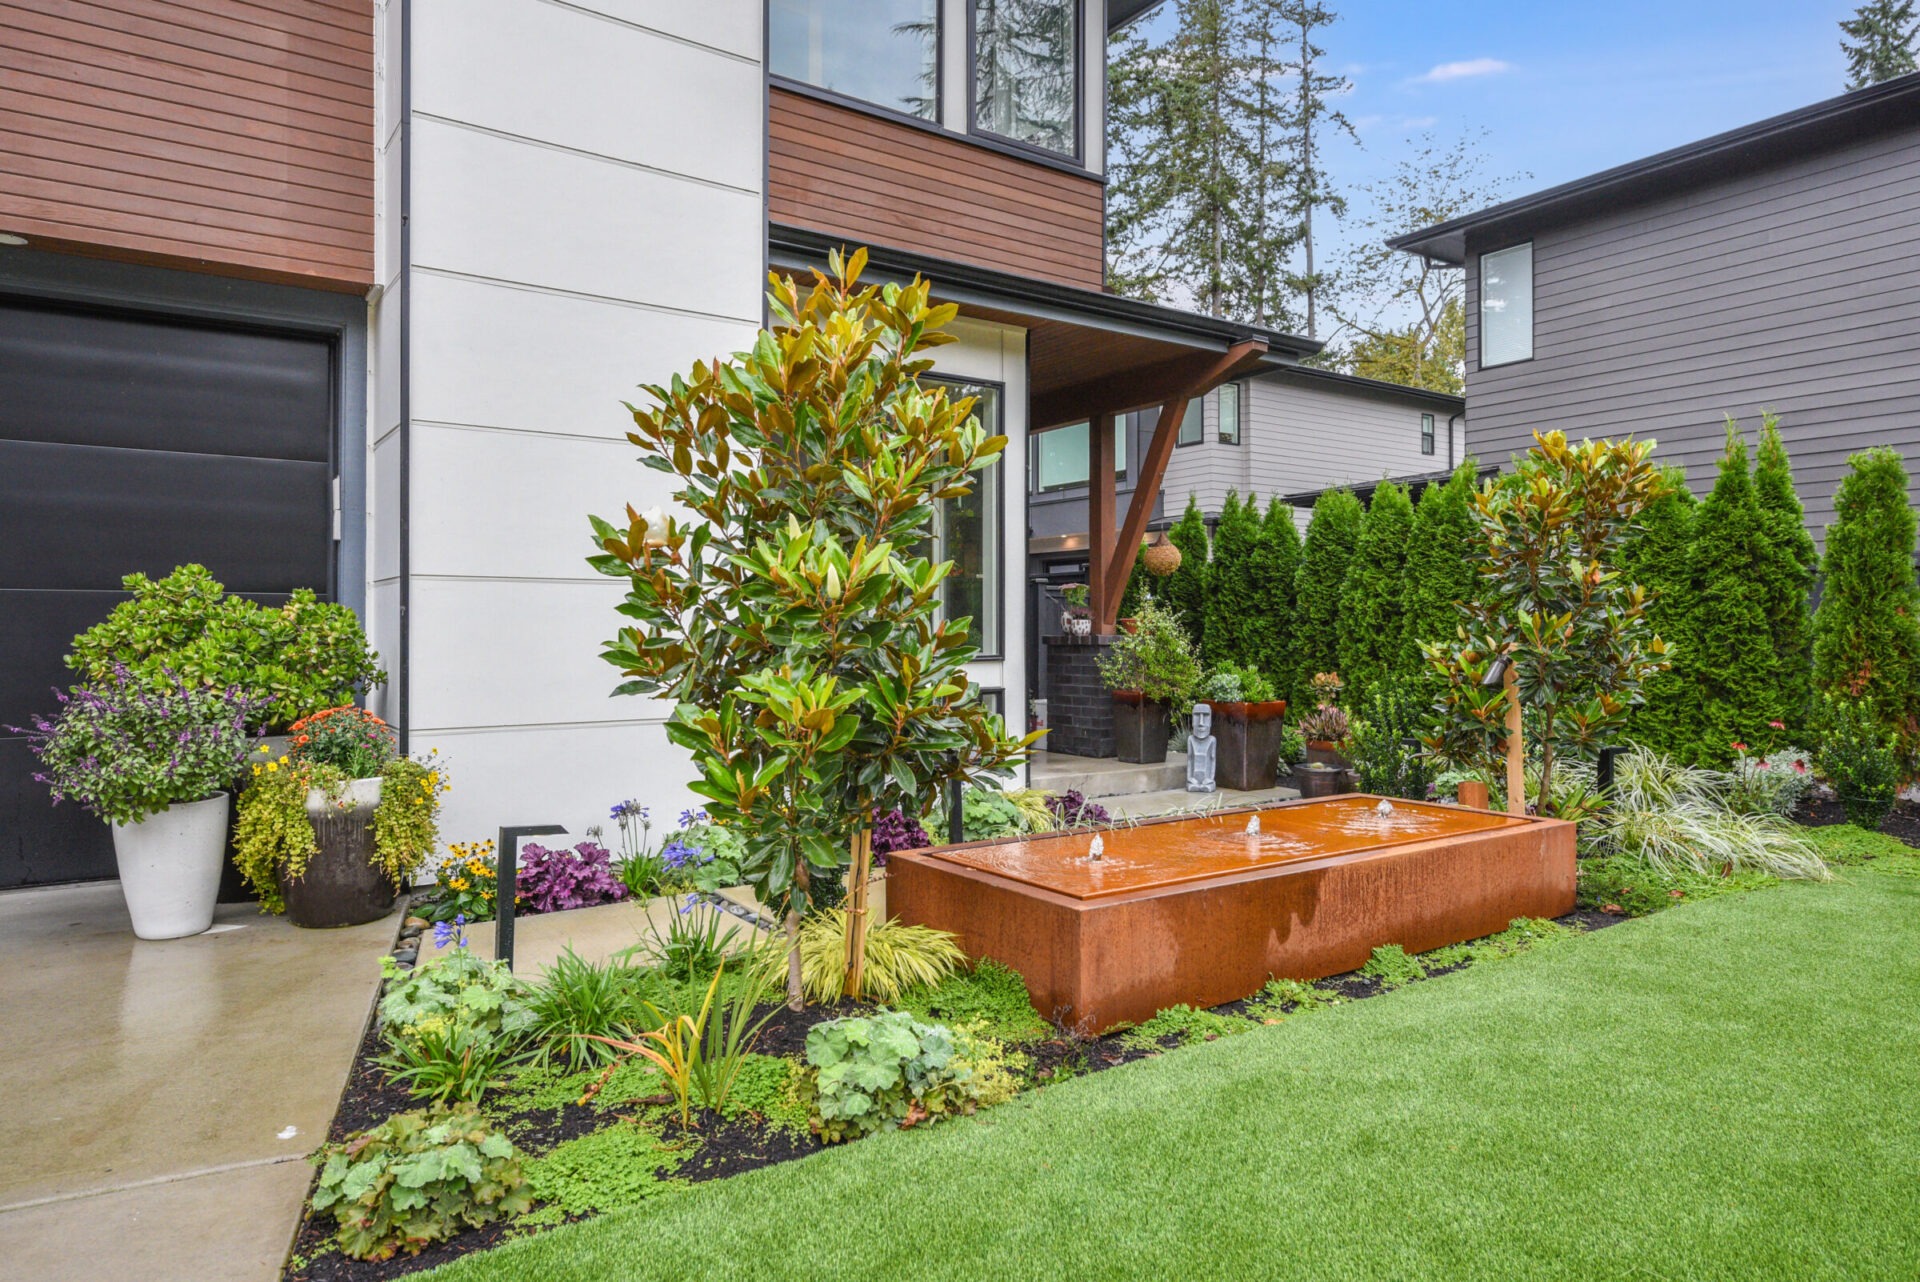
(0, 882), (393, 1282)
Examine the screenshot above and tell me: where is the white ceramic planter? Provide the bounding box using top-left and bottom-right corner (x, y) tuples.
(110, 792), (230, 940)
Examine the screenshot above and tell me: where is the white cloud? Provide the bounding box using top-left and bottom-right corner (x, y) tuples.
(1412, 57), (1512, 84)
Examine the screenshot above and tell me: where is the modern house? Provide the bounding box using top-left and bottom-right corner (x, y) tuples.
(1391, 71), (1920, 539)
(0, 0), (1344, 891)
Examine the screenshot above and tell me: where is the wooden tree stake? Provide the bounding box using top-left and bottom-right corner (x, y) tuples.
(843, 827), (873, 1000)
(1503, 662), (1526, 816)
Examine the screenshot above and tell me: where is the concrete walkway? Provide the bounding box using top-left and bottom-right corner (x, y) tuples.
(0, 882), (394, 1282)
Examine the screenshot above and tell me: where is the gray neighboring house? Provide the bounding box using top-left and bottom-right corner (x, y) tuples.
(1391, 71), (1920, 543)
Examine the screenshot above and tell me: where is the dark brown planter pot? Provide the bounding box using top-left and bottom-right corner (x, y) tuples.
(278, 778), (398, 929)
(1295, 762), (1352, 799)
(1207, 699), (1289, 791)
(1305, 740), (1350, 772)
(1111, 691), (1170, 764)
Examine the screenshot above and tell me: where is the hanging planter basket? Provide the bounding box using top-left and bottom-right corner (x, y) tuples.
(1142, 538), (1182, 577)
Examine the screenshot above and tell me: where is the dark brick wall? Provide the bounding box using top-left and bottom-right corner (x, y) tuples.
(1043, 636), (1119, 758)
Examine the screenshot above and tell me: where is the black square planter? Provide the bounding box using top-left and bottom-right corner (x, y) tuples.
(1207, 700), (1289, 791)
(1112, 692), (1170, 764)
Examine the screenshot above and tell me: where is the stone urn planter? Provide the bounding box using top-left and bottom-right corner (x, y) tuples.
(1206, 699), (1289, 791)
(112, 792), (231, 939)
(277, 777), (397, 928)
(1111, 690), (1170, 764)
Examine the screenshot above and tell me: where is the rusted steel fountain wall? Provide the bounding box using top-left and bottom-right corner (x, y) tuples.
(887, 796), (1576, 1032)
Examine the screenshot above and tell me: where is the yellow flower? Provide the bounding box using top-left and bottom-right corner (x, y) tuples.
(450, 878), (469, 891)
(251, 764), (262, 777)
(266, 762), (279, 773)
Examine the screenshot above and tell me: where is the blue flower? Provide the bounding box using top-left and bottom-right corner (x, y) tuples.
(677, 808), (709, 828)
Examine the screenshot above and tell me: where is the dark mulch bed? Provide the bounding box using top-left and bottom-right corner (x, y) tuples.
(1795, 794), (1920, 847)
(286, 903), (1616, 1281)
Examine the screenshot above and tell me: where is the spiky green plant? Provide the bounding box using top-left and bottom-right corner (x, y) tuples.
(755, 910), (967, 1005)
(1579, 747), (1828, 881)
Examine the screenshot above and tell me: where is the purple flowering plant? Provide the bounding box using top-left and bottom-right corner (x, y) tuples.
(516, 841), (630, 915)
(12, 665), (253, 825)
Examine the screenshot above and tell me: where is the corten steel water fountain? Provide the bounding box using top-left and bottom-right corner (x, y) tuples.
(887, 795), (1576, 1032)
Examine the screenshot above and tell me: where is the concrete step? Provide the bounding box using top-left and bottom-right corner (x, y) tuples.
(1030, 750), (1190, 800)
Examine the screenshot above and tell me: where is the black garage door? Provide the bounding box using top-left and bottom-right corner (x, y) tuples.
(0, 297), (336, 889)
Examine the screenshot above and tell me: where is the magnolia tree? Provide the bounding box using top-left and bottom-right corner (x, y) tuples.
(589, 251), (1034, 1007)
(1422, 432), (1672, 811)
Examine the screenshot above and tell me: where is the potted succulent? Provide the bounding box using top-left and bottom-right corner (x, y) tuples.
(1299, 672), (1351, 770)
(1060, 583), (1093, 638)
(1096, 598), (1201, 764)
(234, 706), (444, 927)
(15, 666), (252, 939)
(1198, 663), (1289, 791)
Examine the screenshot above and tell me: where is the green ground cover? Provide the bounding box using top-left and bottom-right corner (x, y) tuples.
(427, 864), (1920, 1281)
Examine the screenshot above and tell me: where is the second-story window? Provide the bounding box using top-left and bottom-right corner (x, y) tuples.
(1217, 383), (1241, 445)
(1421, 413), (1436, 456)
(971, 0), (1078, 157)
(771, 0), (940, 121)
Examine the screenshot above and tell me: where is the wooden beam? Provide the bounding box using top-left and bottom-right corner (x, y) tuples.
(1032, 339), (1271, 431)
(1088, 410), (1118, 636)
(1099, 396), (1186, 628)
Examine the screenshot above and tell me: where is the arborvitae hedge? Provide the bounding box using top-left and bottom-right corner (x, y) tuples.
(1162, 493), (1211, 647)
(1674, 428), (1785, 764)
(1812, 447), (1920, 758)
(1752, 414), (1818, 740)
(1292, 488), (1364, 709)
(1254, 497), (1304, 700)
(1203, 490), (1259, 666)
(1336, 480), (1415, 704)
(1398, 461), (1479, 685)
(1619, 466), (1698, 756)
(1117, 538), (1151, 620)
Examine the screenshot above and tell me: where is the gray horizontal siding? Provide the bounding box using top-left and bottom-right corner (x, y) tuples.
(1464, 123), (1920, 542)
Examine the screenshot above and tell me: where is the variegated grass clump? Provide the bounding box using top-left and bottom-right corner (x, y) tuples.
(1580, 747), (1829, 881)
(756, 909), (966, 1005)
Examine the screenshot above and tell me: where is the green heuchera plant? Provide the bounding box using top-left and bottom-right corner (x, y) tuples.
(378, 948), (535, 1055)
(65, 564), (384, 732)
(309, 1106), (532, 1262)
(800, 1010), (1003, 1143)
(1097, 596), (1200, 706)
(591, 252), (1033, 1007)
(1424, 432), (1671, 813)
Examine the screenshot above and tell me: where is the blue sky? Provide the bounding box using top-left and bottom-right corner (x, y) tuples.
(1125, 1), (1862, 325)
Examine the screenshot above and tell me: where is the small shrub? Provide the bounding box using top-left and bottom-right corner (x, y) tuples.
(517, 841), (630, 915)
(758, 909), (965, 1005)
(524, 949), (654, 1070)
(799, 1011), (1009, 1142)
(1118, 1003), (1257, 1049)
(1277, 723), (1308, 768)
(1360, 944), (1426, 989)
(1096, 596), (1201, 705)
(309, 1106), (531, 1262)
(1344, 684), (1434, 800)
(1200, 662), (1277, 704)
(897, 959), (1049, 1044)
(1818, 695), (1901, 831)
(1727, 744), (1815, 819)
(1584, 746), (1828, 880)
(378, 947), (534, 1055)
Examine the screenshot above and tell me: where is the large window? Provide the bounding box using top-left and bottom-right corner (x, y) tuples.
(771, 0), (940, 120)
(1177, 395), (1202, 446)
(1217, 382), (1242, 445)
(932, 381), (1004, 656)
(1480, 242), (1534, 367)
(1030, 418), (1126, 492)
(971, 0), (1078, 156)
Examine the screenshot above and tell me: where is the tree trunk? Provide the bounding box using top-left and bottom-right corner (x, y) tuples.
(785, 861), (810, 1011)
(842, 827), (874, 1001)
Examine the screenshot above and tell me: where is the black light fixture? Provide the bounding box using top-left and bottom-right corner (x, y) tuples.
(494, 824), (567, 970)
(1481, 653), (1511, 687)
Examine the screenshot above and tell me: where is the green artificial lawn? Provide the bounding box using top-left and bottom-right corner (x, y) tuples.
(431, 868), (1920, 1281)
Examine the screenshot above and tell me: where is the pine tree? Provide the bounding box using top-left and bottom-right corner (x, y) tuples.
(1204, 490), (1262, 666)
(1254, 497), (1304, 697)
(1841, 0), (1919, 89)
(1751, 414), (1818, 741)
(1162, 493), (1213, 647)
(1812, 447), (1920, 755)
(1399, 461), (1478, 685)
(1292, 487), (1364, 707)
(1672, 428), (1785, 764)
(1618, 466), (1698, 756)
(1337, 482), (1415, 702)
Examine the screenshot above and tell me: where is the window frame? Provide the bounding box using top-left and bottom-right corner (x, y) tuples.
(1478, 241), (1535, 369)
(1028, 417), (1128, 494)
(1176, 394), (1203, 447)
(1420, 412), (1435, 457)
(926, 373), (1008, 660)
(767, 0), (945, 129)
(964, 0), (1084, 165)
(1216, 381), (1243, 446)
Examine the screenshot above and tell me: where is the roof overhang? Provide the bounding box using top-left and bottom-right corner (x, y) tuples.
(1391, 71), (1920, 265)
(769, 225), (1320, 429)
(1254, 362), (1464, 412)
(1108, 0), (1166, 33)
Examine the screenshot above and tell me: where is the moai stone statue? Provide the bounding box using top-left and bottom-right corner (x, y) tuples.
(1186, 703), (1217, 793)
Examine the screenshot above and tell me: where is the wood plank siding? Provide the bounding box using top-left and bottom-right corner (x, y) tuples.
(768, 87), (1104, 290)
(1463, 123), (1920, 542)
(0, 0), (375, 290)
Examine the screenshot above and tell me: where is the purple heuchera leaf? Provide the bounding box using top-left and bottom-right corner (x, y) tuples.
(515, 841), (630, 915)
(870, 806), (930, 859)
(1045, 790), (1110, 828)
